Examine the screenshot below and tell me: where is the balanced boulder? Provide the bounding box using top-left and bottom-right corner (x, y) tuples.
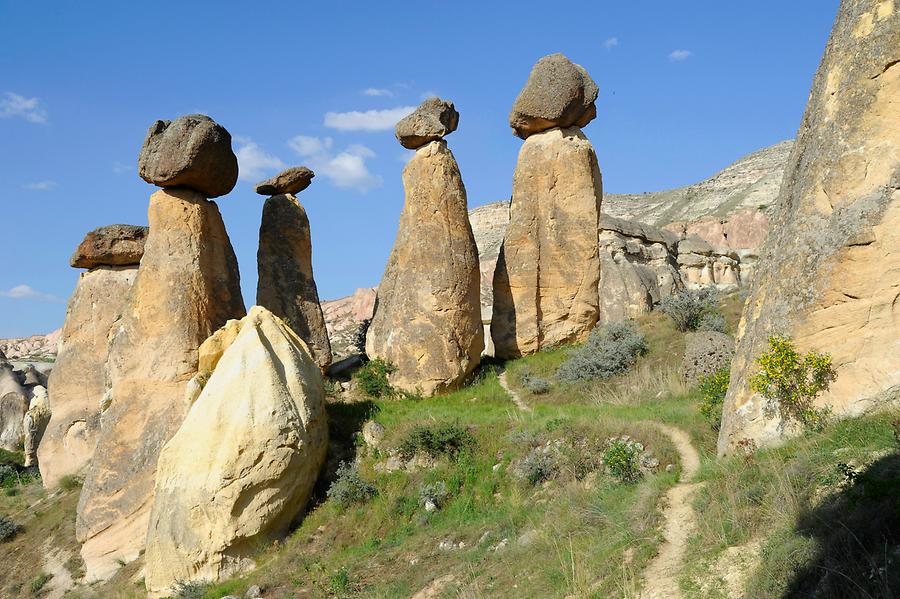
(144, 307), (328, 597)
(509, 53), (598, 139)
(367, 107), (483, 394)
(257, 182), (332, 370)
(69, 224), (148, 269)
(255, 166), (315, 196)
(76, 187), (245, 580)
(138, 114), (238, 198)
(395, 97), (459, 149)
(718, 0), (900, 454)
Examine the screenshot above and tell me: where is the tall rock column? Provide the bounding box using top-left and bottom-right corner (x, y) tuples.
(492, 53), (603, 358)
(256, 166), (333, 371)
(366, 98), (484, 395)
(718, 0), (900, 455)
(38, 225), (146, 487)
(76, 115), (246, 581)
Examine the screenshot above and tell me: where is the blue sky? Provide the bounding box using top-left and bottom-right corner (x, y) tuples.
(0, 0), (839, 337)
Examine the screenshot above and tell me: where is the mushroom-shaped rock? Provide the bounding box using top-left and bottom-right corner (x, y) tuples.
(70, 224), (148, 269)
(395, 97), (459, 149)
(143, 306), (328, 597)
(255, 166), (315, 196)
(509, 53), (598, 139)
(138, 114), (238, 198)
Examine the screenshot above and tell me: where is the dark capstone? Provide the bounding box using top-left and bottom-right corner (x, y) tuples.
(70, 224), (148, 269)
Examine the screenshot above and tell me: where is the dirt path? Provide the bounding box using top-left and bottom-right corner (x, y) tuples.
(637, 423), (703, 599)
(497, 371), (532, 412)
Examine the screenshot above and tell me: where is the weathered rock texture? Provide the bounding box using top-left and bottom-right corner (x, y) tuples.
(76, 188), (245, 580)
(255, 166), (314, 196)
(598, 216), (682, 323)
(683, 331), (735, 385)
(0, 329), (61, 361)
(509, 53), (598, 139)
(0, 361), (27, 450)
(366, 140), (483, 394)
(718, 0), (900, 455)
(144, 307), (327, 597)
(23, 385), (50, 467)
(257, 194), (332, 370)
(69, 225), (148, 269)
(395, 97), (459, 149)
(39, 265), (138, 488)
(492, 127), (602, 357)
(138, 114), (238, 198)
(321, 287), (377, 359)
(676, 237), (741, 291)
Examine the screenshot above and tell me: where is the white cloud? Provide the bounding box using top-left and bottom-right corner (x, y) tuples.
(22, 180), (57, 191)
(235, 137), (286, 181)
(362, 87), (393, 97)
(669, 49), (693, 61)
(604, 37), (618, 49)
(0, 284), (60, 302)
(419, 91), (440, 100)
(112, 162), (132, 174)
(0, 92), (47, 124)
(288, 136), (382, 192)
(324, 106), (415, 131)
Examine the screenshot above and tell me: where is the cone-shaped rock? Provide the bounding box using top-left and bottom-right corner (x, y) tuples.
(718, 0), (900, 454)
(366, 136), (483, 395)
(491, 126), (602, 358)
(76, 188), (246, 581)
(144, 307), (328, 597)
(257, 188), (332, 370)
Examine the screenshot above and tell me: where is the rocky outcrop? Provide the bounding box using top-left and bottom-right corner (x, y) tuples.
(509, 53), (598, 139)
(676, 237), (741, 291)
(321, 288), (376, 359)
(367, 111), (483, 394)
(76, 187), (245, 580)
(255, 166), (315, 196)
(395, 98), (459, 149)
(23, 385), (50, 467)
(0, 330), (61, 361)
(718, 0), (900, 454)
(683, 332), (735, 385)
(257, 190), (332, 371)
(138, 114), (238, 198)
(39, 265), (138, 488)
(0, 360), (28, 451)
(492, 126), (602, 358)
(69, 225), (148, 269)
(144, 307), (327, 597)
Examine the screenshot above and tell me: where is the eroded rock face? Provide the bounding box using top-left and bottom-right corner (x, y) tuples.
(683, 331), (735, 385)
(0, 391), (27, 451)
(321, 287), (377, 359)
(69, 225), (148, 269)
(144, 307), (327, 597)
(491, 127), (602, 357)
(509, 53), (598, 139)
(138, 114), (238, 198)
(38, 265), (138, 488)
(76, 188), (245, 580)
(255, 166), (314, 196)
(257, 194), (332, 370)
(676, 237), (741, 291)
(23, 386), (50, 468)
(395, 97), (459, 149)
(718, 0), (900, 455)
(366, 140), (483, 394)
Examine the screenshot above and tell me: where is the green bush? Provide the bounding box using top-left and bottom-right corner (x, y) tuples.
(603, 439), (641, 483)
(354, 358), (396, 398)
(0, 514), (21, 542)
(327, 461), (377, 509)
(29, 572), (52, 594)
(697, 312), (727, 334)
(419, 481), (449, 509)
(750, 335), (836, 430)
(58, 474), (83, 492)
(521, 371), (551, 395)
(519, 447), (557, 486)
(397, 422), (475, 460)
(698, 368), (730, 430)
(555, 321), (648, 383)
(660, 288), (719, 332)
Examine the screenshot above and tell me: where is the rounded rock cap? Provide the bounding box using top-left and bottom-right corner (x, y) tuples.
(395, 97), (459, 149)
(70, 224), (148, 269)
(255, 166), (315, 196)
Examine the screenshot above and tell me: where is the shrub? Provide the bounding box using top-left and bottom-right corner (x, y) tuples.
(698, 368), (730, 430)
(697, 312), (727, 334)
(327, 461), (377, 509)
(354, 358), (396, 398)
(419, 481), (449, 509)
(750, 335), (836, 430)
(519, 447), (557, 486)
(170, 580), (208, 599)
(29, 572), (52, 594)
(603, 439), (641, 483)
(660, 288), (719, 332)
(555, 321), (648, 383)
(0, 464), (16, 488)
(397, 422), (475, 460)
(0, 515), (21, 542)
(521, 371), (551, 395)
(330, 567), (352, 594)
(58, 474), (82, 492)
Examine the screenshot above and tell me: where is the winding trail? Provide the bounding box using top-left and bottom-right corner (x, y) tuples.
(638, 423), (703, 599)
(497, 371), (532, 412)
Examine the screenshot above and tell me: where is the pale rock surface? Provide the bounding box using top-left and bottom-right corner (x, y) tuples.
(144, 307), (327, 597)
(0, 329), (61, 361)
(719, 0), (900, 454)
(683, 332), (735, 385)
(257, 193), (332, 370)
(0, 361), (28, 451)
(366, 140), (483, 394)
(321, 287), (376, 359)
(76, 187), (245, 580)
(676, 237), (742, 291)
(39, 265), (138, 488)
(491, 127), (602, 357)
(23, 385), (50, 467)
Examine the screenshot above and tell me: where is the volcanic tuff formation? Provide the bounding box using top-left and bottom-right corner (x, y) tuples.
(718, 0), (900, 454)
